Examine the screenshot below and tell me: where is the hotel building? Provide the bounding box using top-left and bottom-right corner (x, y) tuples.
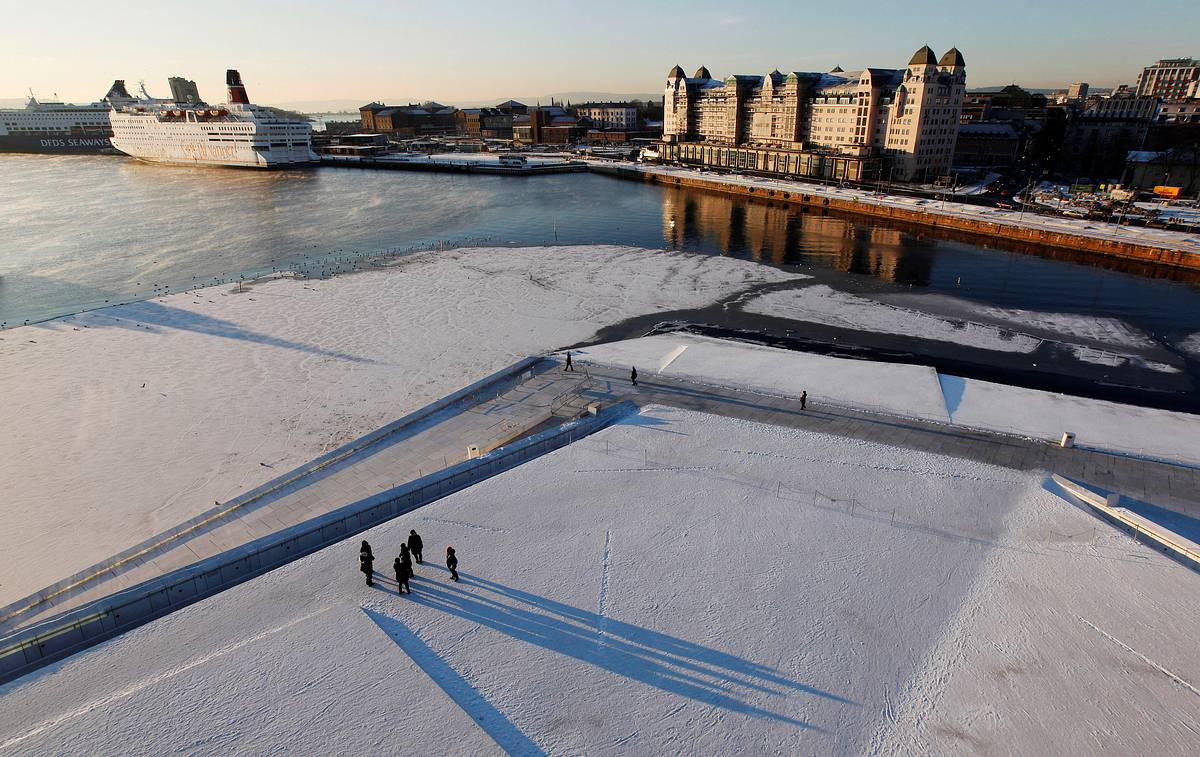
(661, 46), (966, 182)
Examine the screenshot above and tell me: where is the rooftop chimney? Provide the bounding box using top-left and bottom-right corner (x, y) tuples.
(226, 69), (249, 105)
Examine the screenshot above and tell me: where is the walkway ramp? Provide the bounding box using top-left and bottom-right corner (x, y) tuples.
(1050, 474), (1200, 572)
(1, 359), (595, 633)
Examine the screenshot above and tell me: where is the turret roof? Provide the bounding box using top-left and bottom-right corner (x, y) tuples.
(938, 47), (966, 68)
(909, 45), (937, 66)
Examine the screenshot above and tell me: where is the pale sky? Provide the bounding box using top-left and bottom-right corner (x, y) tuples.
(1, 0), (1197, 106)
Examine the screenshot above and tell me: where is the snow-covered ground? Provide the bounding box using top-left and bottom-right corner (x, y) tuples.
(876, 474), (1200, 755)
(628, 164), (1200, 255)
(577, 333), (1200, 465)
(743, 285), (1042, 353)
(576, 333), (950, 423)
(938, 374), (1200, 462)
(1136, 202), (1200, 226)
(1182, 333), (1200, 358)
(3, 408), (1196, 755)
(0, 246), (801, 605)
(910, 171), (1000, 196)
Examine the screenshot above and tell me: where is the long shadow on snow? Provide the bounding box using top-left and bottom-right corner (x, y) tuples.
(374, 567), (852, 730)
(66, 299), (375, 363)
(363, 606), (547, 757)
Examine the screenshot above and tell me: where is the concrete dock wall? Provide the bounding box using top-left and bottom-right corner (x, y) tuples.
(593, 164), (1200, 272)
(320, 156), (586, 175)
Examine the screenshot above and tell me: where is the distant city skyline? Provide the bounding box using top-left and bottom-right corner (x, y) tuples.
(1, 0), (1197, 106)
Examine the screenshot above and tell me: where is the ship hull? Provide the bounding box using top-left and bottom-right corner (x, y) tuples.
(127, 155), (316, 170)
(0, 134), (115, 154)
(109, 113), (317, 169)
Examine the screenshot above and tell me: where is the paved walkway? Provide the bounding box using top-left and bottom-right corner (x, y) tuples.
(574, 363), (1200, 521)
(12, 354), (1197, 633)
(5, 364), (596, 633)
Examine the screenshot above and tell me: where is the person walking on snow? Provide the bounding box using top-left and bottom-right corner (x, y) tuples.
(446, 546), (459, 582)
(360, 541), (374, 587)
(630, 366), (638, 386)
(396, 546), (412, 595)
(800, 390), (807, 410)
(408, 529), (424, 564)
(564, 351), (574, 372)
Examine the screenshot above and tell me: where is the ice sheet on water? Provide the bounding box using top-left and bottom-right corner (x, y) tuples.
(742, 285), (1042, 353)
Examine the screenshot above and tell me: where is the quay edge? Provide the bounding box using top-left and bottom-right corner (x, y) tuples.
(590, 163), (1200, 273)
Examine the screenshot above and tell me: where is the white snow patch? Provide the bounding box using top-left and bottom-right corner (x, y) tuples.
(1181, 333), (1200, 358)
(744, 285), (1041, 353)
(971, 304), (1156, 349)
(1068, 345), (1182, 374)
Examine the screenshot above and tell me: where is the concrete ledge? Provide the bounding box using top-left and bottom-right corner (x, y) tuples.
(1049, 474), (1200, 572)
(0, 401), (636, 685)
(0, 356), (549, 630)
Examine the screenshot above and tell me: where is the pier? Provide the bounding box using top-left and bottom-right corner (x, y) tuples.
(320, 153), (587, 175)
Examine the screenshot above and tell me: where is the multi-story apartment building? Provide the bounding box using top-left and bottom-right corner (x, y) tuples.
(662, 46), (966, 182)
(360, 101), (458, 137)
(575, 102), (639, 130)
(455, 107), (514, 139)
(1135, 59), (1199, 100)
(1062, 95), (1159, 179)
(1157, 99), (1200, 124)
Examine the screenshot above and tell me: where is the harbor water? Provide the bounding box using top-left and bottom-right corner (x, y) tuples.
(3, 154), (1199, 346)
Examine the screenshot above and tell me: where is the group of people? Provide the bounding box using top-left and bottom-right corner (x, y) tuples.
(358, 529), (459, 594)
(563, 351), (638, 386)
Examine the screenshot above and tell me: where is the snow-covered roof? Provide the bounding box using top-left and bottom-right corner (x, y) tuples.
(1126, 150), (1164, 163)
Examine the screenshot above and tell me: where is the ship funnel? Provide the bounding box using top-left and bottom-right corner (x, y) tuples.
(105, 80), (132, 101)
(226, 69), (250, 105)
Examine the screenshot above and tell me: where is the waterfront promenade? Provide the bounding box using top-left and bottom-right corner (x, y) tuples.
(6, 349), (1195, 637)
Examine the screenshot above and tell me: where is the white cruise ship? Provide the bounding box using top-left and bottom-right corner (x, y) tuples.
(0, 81), (140, 154)
(109, 70), (317, 168)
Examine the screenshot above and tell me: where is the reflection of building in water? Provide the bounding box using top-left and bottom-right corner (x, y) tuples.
(660, 186), (932, 283)
(661, 186), (796, 263)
